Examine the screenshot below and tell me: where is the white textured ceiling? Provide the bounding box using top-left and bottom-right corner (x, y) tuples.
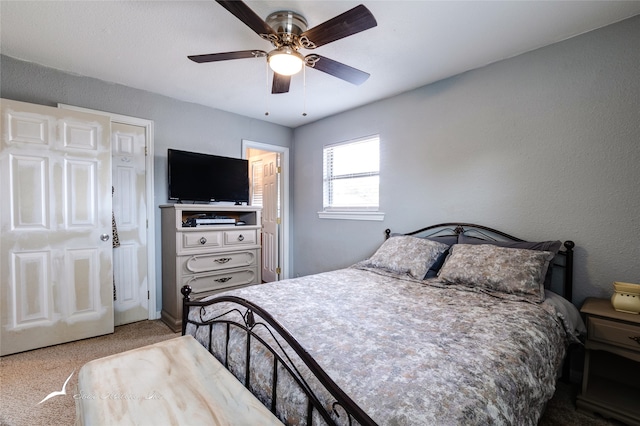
(2, 1), (639, 128)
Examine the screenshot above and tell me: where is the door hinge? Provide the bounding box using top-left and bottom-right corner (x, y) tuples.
(277, 166), (281, 174)
(276, 267), (281, 275)
(276, 217), (281, 225)
(145, 146), (148, 156)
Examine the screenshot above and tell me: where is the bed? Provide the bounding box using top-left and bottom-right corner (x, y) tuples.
(181, 223), (584, 425)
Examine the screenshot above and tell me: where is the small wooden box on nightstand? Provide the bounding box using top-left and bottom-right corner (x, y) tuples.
(576, 297), (640, 425)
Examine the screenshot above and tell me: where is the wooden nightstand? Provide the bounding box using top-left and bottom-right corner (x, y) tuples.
(576, 297), (640, 425)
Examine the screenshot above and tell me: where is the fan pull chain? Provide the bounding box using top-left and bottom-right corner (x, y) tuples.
(302, 65), (307, 117)
(264, 60), (270, 116)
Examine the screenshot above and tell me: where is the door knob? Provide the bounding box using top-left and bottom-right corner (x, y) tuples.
(100, 233), (110, 242)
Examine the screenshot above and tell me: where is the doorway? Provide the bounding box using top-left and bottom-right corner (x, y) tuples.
(242, 140), (290, 281)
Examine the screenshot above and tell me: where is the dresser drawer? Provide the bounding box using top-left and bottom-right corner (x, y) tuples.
(184, 268), (258, 294)
(224, 229), (257, 247)
(179, 230), (222, 253)
(180, 250), (257, 274)
(588, 316), (640, 352)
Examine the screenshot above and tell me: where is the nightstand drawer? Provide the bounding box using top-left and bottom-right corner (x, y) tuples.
(589, 316), (640, 352)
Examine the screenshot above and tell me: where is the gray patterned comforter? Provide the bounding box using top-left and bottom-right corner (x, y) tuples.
(186, 265), (573, 426)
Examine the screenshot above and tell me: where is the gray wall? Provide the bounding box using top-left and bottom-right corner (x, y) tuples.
(0, 55), (294, 311)
(292, 15), (640, 306)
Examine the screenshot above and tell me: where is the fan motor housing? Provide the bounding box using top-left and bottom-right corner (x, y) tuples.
(266, 11), (307, 36)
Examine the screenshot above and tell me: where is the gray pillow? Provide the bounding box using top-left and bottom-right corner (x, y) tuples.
(365, 235), (450, 279)
(438, 244), (554, 302)
(391, 232), (457, 246)
(458, 234), (561, 254)
(391, 233), (456, 278)
(458, 234), (562, 287)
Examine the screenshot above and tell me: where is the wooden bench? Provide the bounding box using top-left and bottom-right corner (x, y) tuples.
(76, 335), (283, 425)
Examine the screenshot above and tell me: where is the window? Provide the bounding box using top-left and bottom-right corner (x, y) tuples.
(320, 135), (384, 221)
(250, 160), (264, 207)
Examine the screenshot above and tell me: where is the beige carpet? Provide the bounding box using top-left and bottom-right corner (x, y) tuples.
(0, 320), (178, 426)
(0, 320), (620, 426)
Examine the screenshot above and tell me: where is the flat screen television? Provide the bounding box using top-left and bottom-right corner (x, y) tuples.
(168, 149), (249, 204)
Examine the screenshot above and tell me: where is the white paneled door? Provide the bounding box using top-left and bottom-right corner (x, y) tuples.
(0, 99), (114, 356)
(251, 151), (280, 283)
(112, 122), (148, 325)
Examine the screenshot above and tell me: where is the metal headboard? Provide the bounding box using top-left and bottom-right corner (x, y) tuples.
(384, 223), (575, 302)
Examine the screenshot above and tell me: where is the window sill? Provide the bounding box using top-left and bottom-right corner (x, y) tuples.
(317, 211), (385, 221)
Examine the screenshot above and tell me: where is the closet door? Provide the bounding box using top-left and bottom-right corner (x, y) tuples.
(112, 122), (149, 325)
(0, 99), (113, 355)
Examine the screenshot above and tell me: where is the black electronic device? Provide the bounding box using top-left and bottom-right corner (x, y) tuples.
(168, 149), (249, 204)
(183, 216), (236, 227)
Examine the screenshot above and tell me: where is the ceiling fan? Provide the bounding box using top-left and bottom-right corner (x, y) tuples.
(188, 1), (377, 94)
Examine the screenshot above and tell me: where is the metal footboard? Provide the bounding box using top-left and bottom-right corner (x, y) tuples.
(181, 285), (377, 426)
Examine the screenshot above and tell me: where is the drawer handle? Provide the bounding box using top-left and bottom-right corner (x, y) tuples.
(214, 277), (232, 283)
(237, 234), (244, 242)
(630, 336), (640, 346)
(199, 237), (207, 245)
(215, 258), (231, 264)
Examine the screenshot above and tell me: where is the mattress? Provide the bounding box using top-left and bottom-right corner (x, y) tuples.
(187, 265), (575, 425)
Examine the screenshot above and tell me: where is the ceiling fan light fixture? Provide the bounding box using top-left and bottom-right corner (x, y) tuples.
(268, 47), (304, 76)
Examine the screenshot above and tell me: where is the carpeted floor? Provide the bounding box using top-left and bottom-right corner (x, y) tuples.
(0, 320), (179, 426)
(0, 320), (621, 426)
(538, 381), (623, 426)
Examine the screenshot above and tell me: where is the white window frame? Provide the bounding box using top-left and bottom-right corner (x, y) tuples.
(318, 135), (384, 221)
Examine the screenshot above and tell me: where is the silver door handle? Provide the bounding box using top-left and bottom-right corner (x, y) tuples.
(100, 233), (110, 242)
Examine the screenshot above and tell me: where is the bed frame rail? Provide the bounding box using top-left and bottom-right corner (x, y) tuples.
(181, 286), (377, 426)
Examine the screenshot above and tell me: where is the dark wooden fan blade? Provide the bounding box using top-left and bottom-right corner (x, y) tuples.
(300, 4), (377, 49)
(188, 50), (266, 63)
(306, 55), (370, 85)
(272, 73), (291, 94)
(215, 1), (276, 37)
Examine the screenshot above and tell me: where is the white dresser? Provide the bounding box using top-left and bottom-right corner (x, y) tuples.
(160, 204), (262, 332)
